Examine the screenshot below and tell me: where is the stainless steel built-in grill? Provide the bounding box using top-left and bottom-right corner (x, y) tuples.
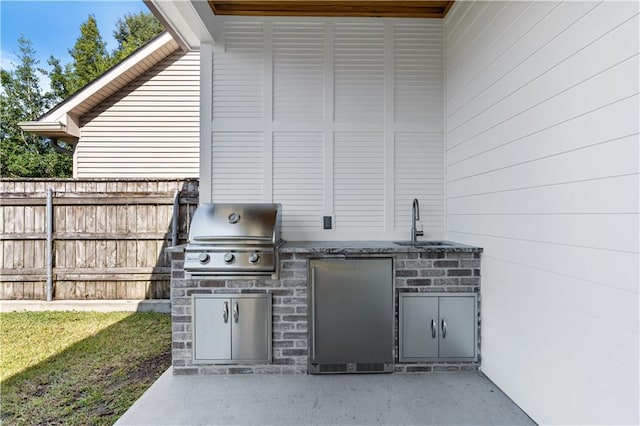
(184, 203), (284, 279)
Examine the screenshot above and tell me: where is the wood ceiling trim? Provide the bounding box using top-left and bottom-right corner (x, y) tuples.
(208, 1), (455, 18)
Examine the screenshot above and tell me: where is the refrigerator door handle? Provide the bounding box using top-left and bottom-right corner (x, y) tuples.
(311, 267), (317, 360)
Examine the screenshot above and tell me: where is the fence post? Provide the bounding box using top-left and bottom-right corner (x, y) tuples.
(46, 188), (53, 301)
(171, 189), (179, 247)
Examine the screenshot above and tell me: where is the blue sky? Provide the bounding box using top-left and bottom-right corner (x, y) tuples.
(1, 0), (150, 88)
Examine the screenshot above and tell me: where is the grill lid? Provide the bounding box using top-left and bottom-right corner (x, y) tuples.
(185, 203), (284, 279)
(188, 203), (282, 245)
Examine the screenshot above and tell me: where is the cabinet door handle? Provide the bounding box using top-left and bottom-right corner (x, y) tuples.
(233, 301), (239, 323)
(431, 318), (437, 338)
(441, 319), (447, 339)
(223, 301), (229, 323)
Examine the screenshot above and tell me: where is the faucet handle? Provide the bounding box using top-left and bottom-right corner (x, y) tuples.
(416, 224), (424, 237)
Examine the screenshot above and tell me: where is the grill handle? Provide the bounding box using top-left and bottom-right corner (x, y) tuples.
(191, 236), (273, 242)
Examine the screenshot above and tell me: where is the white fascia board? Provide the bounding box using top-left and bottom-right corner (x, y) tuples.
(39, 32), (177, 123)
(18, 120), (79, 143)
(33, 110), (80, 140)
(145, 0), (214, 50)
(23, 32), (177, 142)
(40, 109), (78, 132)
(18, 121), (66, 133)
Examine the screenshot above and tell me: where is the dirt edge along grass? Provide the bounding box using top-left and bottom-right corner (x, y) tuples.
(1, 311), (171, 426)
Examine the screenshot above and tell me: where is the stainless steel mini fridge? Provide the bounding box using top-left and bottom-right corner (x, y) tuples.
(308, 258), (393, 374)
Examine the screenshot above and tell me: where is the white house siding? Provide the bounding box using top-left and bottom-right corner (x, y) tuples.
(206, 17), (444, 240)
(445, 2), (639, 424)
(77, 50), (200, 178)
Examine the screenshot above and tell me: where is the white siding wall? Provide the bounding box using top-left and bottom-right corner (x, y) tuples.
(445, 2), (639, 424)
(78, 50), (200, 178)
(206, 17), (444, 240)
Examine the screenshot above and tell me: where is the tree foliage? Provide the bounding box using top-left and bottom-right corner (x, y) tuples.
(46, 55), (68, 103)
(112, 12), (165, 62)
(47, 12), (164, 100)
(66, 15), (111, 97)
(1, 11), (164, 178)
(0, 37), (72, 178)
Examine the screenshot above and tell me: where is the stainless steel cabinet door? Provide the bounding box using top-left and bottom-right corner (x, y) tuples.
(310, 258), (393, 364)
(193, 295), (271, 364)
(399, 293), (477, 361)
(438, 296), (476, 359)
(400, 295), (439, 360)
(231, 297), (270, 362)
(193, 297), (232, 361)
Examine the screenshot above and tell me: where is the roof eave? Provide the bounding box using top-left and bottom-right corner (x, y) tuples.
(38, 32), (179, 124)
(18, 121), (79, 143)
(145, 0), (214, 50)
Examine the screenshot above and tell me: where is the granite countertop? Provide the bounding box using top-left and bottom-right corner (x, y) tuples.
(280, 240), (482, 254)
(166, 241), (483, 254)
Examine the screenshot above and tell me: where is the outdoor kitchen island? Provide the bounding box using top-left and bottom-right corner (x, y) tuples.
(169, 241), (482, 375)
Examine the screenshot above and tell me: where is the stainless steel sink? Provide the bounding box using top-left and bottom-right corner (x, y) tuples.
(393, 240), (453, 247)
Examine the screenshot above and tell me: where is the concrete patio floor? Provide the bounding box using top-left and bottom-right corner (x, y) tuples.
(116, 369), (535, 425)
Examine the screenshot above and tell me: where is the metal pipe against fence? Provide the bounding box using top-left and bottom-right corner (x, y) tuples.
(171, 190), (179, 247)
(46, 189), (53, 301)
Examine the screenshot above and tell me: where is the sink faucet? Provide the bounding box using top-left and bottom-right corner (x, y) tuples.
(411, 198), (424, 245)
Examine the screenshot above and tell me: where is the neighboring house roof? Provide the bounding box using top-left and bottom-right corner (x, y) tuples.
(19, 32), (181, 143)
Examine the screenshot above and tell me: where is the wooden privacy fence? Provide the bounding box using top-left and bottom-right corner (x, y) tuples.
(0, 179), (199, 300)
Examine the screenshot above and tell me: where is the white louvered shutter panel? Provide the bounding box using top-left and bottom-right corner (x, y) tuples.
(334, 133), (385, 229)
(394, 133), (444, 232)
(334, 23), (385, 122)
(393, 21), (445, 236)
(273, 133), (324, 235)
(213, 22), (264, 120)
(210, 22), (265, 202)
(204, 18), (446, 239)
(394, 22), (444, 127)
(273, 23), (325, 121)
(211, 132), (263, 202)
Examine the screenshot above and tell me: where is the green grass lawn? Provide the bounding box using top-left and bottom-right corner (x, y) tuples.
(0, 311), (171, 425)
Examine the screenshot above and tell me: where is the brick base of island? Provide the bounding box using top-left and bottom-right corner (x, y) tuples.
(169, 241), (482, 375)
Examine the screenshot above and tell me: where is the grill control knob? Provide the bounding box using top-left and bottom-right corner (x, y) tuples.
(198, 253), (210, 264)
(223, 252), (235, 264)
(248, 253), (260, 264)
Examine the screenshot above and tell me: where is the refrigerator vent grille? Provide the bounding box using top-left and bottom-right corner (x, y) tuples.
(317, 363), (348, 373)
(356, 363), (386, 372)
(311, 363), (391, 374)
